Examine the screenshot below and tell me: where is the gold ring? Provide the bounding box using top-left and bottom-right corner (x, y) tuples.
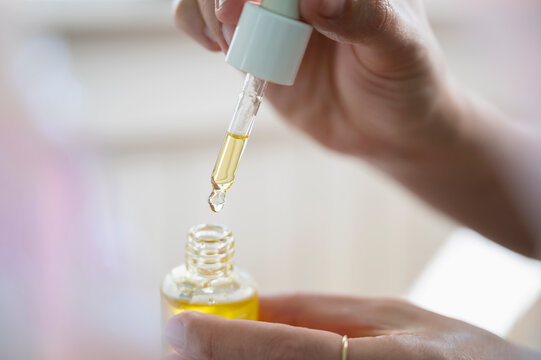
(341, 335), (349, 360)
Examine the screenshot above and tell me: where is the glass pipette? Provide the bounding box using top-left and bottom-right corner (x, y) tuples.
(208, 74), (267, 212)
(207, 0), (312, 212)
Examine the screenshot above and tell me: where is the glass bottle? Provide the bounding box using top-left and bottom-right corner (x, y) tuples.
(161, 224), (258, 351)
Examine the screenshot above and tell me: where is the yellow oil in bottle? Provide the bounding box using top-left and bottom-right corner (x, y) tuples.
(161, 293), (259, 321)
(209, 132), (249, 212)
(161, 224), (258, 354)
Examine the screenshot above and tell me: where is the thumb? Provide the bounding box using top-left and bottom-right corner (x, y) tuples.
(300, 0), (432, 75)
(300, 0), (427, 51)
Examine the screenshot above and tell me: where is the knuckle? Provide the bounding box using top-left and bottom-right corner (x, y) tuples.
(366, 298), (426, 325)
(361, 298), (402, 319)
(373, 298), (405, 312)
(373, 0), (394, 34)
(345, 0), (395, 40)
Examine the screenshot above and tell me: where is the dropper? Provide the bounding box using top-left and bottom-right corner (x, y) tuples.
(208, 0), (313, 212)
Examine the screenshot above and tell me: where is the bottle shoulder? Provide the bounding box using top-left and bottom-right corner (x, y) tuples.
(161, 264), (257, 305)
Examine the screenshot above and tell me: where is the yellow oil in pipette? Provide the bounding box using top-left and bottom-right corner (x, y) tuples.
(207, 74), (266, 213)
(209, 133), (249, 212)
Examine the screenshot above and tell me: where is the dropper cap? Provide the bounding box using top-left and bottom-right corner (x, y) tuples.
(261, 0), (300, 19)
(225, 0), (313, 85)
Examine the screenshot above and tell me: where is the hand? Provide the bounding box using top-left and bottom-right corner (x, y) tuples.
(174, 0), (456, 160)
(164, 294), (537, 360)
(174, 0), (539, 258)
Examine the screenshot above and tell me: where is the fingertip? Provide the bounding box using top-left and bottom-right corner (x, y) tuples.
(202, 27), (223, 51)
(171, 309), (206, 326)
(184, 25), (222, 52)
(221, 23), (235, 47)
(215, 0), (245, 24)
(166, 311), (224, 355)
(164, 313), (187, 353)
(174, 0), (222, 52)
(204, 43), (222, 52)
(173, 310), (224, 331)
(299, 0), (324, 21)
(171, 0), (183, 19)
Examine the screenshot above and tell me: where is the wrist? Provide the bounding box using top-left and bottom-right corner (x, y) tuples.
(361, 77), (473, 174)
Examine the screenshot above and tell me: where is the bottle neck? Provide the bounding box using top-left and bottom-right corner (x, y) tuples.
(186, 224), (235, 278)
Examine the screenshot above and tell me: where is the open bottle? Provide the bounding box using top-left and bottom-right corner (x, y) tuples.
(160, 224), (258, 352)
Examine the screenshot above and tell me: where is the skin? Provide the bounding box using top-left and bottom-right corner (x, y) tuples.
(164, 294), (539, 360)
(171, 0), (541, 358)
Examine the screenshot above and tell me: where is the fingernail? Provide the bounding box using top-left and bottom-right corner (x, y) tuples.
(222, 23), (235, 46)
(164, 318), (186, 351)
(319, 0), (346, 18)
(204, 27), (217, 43)
(216, 0), (227, 10)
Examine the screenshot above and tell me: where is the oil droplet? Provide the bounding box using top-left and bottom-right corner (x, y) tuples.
(209, 189), (226, 213)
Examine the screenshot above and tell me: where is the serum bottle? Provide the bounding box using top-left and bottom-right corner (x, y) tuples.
(161, 224), (258, 349)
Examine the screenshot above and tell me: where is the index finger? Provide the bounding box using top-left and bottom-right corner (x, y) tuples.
(165, 311), (341, 360)
(215, 0), (249, 24)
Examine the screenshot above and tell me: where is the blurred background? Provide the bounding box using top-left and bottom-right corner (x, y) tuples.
(1, 0), (540, 359)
